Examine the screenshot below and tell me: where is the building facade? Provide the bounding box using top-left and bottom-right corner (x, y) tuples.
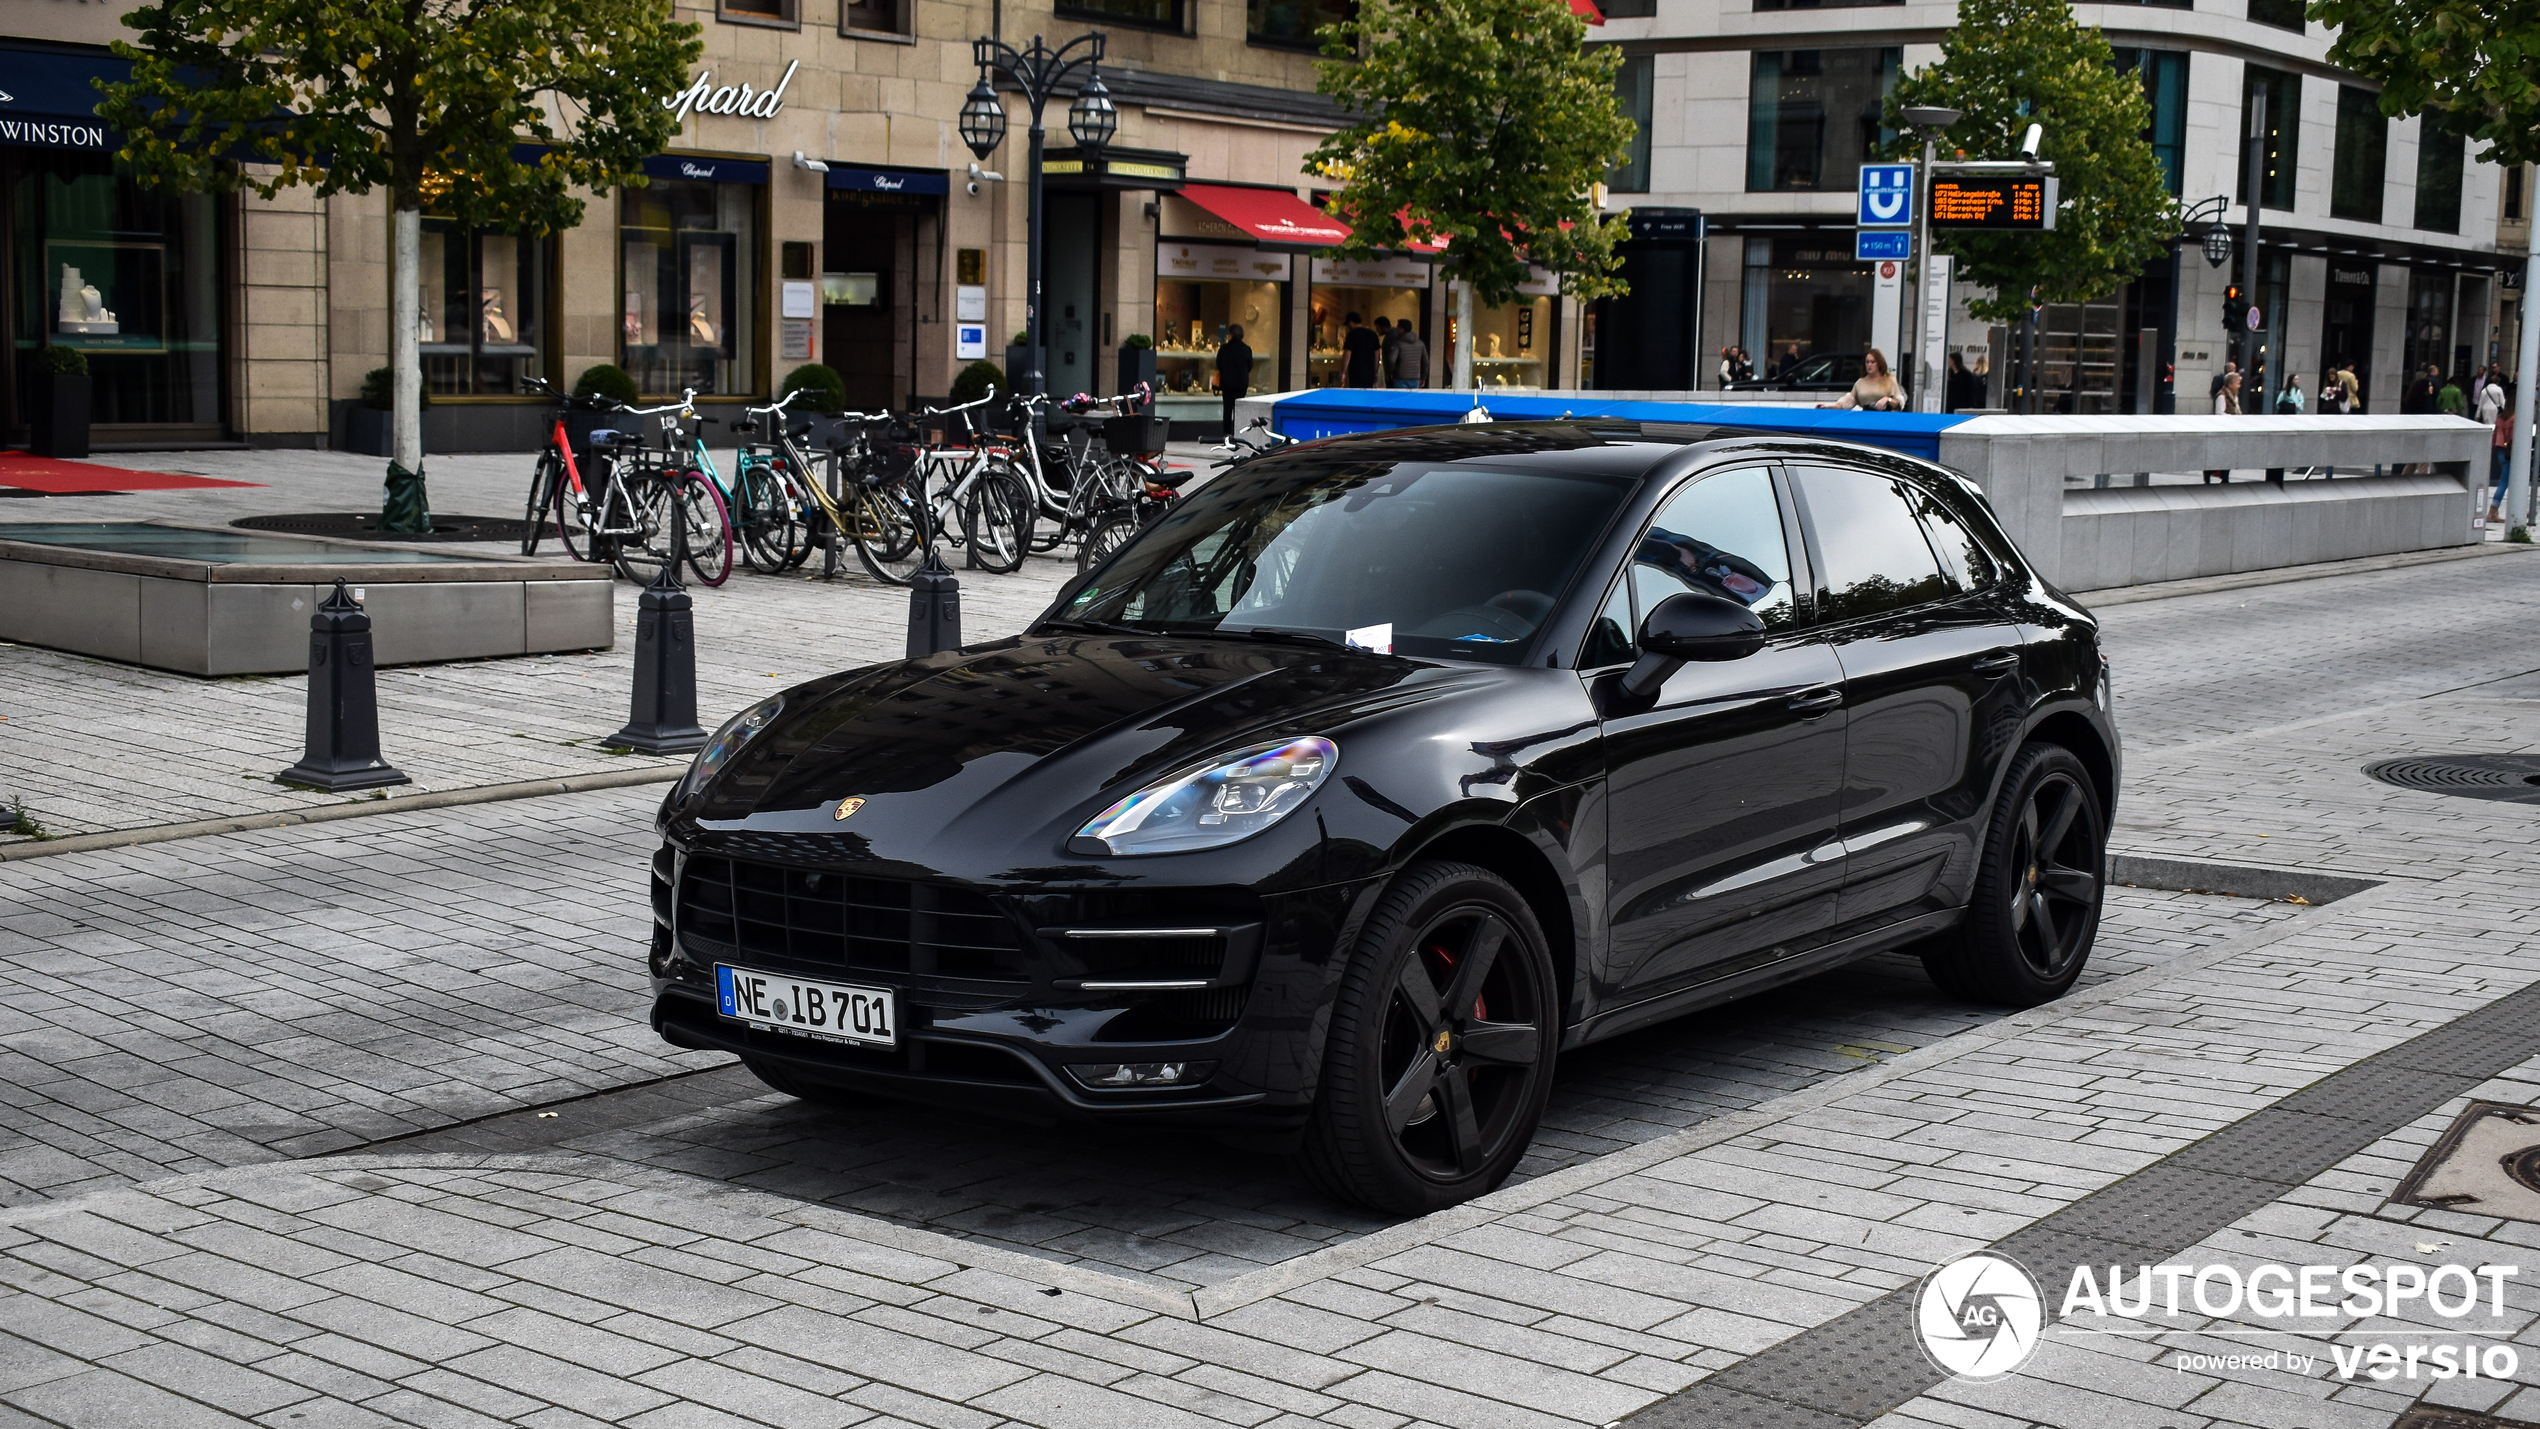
(1592, 0), (2520, 413)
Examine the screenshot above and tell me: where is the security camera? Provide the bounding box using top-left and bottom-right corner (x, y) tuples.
(967, 180), (980, 195)
(792, 151), (829, 173)
(2020, 123), (2043, 158)
(968, 161), (1004, 184)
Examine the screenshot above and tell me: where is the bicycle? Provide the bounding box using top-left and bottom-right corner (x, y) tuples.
(730, 394), (932, 585)
(524, 381), (729, 587)
(520, 378), (614, 559)
(1005, 385), (1156, 556)
(910, 389), (1035, 575)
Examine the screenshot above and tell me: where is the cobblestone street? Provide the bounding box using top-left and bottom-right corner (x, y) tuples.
(7, 450), (2540, 1428)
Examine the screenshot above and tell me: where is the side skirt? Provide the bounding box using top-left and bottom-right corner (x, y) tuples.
(1561, 908), (1963, 1051)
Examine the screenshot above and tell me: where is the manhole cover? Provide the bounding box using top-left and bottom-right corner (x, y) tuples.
(2389, 1102), (2540, 1221)
(231, 512), (538, 544)
(2362, 754), (2540, 804)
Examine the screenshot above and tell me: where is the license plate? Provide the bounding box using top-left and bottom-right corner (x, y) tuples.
(715, 965), (896, 1048)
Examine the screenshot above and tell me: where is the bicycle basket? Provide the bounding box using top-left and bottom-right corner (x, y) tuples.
(1102, 414), (1167, 455)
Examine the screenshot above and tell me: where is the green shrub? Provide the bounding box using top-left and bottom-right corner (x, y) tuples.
(38, 346), (88, 376)
(572, 364), (641, 407)
(780, 364), (845, 413)
(1010, 330), (1031, 347)
(1120, 333), (1154, 350)
(950, 360), (1005, 405)
(357, 367), (432, 410)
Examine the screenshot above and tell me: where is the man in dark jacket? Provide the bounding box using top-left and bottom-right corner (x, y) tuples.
(1391, 323), (1429, 388)
(1342, 313), (1380, 387)
(1217, 324), (1253, 435)
(2402, 364), (2440, 415)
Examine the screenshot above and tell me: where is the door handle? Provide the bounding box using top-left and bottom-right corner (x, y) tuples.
(1786, 685), (1843, 716)
(1972, 650), (2021, 677)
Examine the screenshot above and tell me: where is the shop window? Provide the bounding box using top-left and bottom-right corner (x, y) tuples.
(719, 0), (798, 24)
(1306, 282), (1423, 388)
(1059, 0), (1183, 32)
(419, 219), (547, 397)
(2330, 86), (2387, 224)
(1746, 48), (1900, 193)
(620, 176), (761, 397)
(1754, 0), (1898, 10)
(2247, 0), (2305, 32)
(842, 0), (905, 33)
(2237, 66), (2300, 212)
(2415, 114), (2464, 234)
(2405, 268), (2453, 379)
(1741, 235), (1869, 376)
(2113, 48), (2187, 196)
(1249, 0), (1352, 49)
(1153, 258), (1288, 428)
(1609, 55), (1653, 194)
(1462, 285), (1552, 390)
(11, 154), (220, 430)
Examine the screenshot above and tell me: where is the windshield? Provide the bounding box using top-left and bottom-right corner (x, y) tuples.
(1057, 459), (1634, 664)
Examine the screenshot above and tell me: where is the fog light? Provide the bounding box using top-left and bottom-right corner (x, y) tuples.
(1066, 1060), (1216, 1089)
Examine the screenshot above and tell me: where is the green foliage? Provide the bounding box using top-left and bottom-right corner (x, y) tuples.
(1121, 333), (1155, 349)
(359, 366), (430, 410)
(38, 346), (89, 377)
(1882, 0), (2175, 325)
(2313, 0), (2540, 167)
(780, 364), (845, 413)
(1309, 0), (1634, 307)
(951, 360), (1004, 406)
(572, 364), (641, 406)
(98, 0), (701, 229)
(1010, 331), (1032, 348)
(2513, 525), (2534, 545)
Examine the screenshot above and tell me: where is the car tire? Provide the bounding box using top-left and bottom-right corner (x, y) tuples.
(743, 1056), (862, 1107)
(1300, 861), (1559, 1214)
(1922, 742), (2106, 1007)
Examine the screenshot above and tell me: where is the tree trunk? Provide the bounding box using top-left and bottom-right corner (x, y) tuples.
(386, 203), (428, 524)
(1453, 281), (1474, 391)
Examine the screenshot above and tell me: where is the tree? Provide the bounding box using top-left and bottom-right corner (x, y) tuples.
(1309, 0), (1633, 389)
(1881, 0), (2173, 326)
(99, 0), (700, 528)
(2311, 0), (2540, 166)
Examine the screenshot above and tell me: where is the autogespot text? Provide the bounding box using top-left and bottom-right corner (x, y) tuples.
(2061, 1261), (2522, 1382)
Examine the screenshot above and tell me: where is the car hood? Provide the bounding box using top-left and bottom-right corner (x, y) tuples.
(690, 632), (1483, 842)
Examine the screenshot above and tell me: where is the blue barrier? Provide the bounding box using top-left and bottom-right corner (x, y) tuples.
(1262, 388), (1972, 462)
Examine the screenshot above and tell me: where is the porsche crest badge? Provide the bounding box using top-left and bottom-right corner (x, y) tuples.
(833, 797), (866, 821)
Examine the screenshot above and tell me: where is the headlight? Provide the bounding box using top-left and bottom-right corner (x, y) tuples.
(1069, 736), (1336, 856)
(677, 695), (784, 801)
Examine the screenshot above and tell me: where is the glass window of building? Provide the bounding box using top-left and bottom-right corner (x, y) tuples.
(1059, 0), (1182, 30)
(10, 153), (220, 432)
(419, 219), (545, 396)
(2331, 86), (2387, 224)
(2238, 66), (2301, 212)
(2114, 49), (2187, 195)
(1600, 0), (1652, 14)
(2405, 269), (2453, 379)
(2247, 0), (2305, 31)
(1753, 0), (1898, 8)
(620, 175), (759, 397)
(2415, 114), (2464, 233)
(1153, 244), (1289, 425)
(843, 0), (905, 34)
(1610, 56), (1654, 194)
(1747, 48), (1900, 193)
(1307, 257), (1428, 389)
(1742, 235), (1869, 373)
(1456, 280), (1553, 391)
(1249, 0), (1350, 48)
(719, 0), (796, 21)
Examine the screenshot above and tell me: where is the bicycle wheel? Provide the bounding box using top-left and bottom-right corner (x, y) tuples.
(737, 465), (806, 574)
(962, 466), (1036, 575)
(1076, 509), (1140, 574)
(555, 471), (597, 564)
(850, 472), (931, 585)
(608, 476), (670, 585)
(522, 451), (559, 555)
(678, 473), (734, 587)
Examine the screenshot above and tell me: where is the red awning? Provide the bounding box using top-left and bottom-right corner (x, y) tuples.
(1571, 0), (1604, 23)
(1180, 184), (1352, 248)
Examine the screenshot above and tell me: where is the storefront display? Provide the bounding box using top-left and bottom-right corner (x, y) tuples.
(619, 158), (765, 397)
(1153, 241), (1289, 426)
(1454, 269), (1555, 390)
(1740, 234), (1869, 371)
(419, 219), (545, 395)
(1309, 256), (1430, 388)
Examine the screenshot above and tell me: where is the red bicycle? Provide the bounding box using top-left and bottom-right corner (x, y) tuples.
(520, 377), (729, 585)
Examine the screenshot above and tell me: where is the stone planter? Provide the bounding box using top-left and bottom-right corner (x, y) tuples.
(32, 372), (91, 459)
(1117, 344), (1158, 396)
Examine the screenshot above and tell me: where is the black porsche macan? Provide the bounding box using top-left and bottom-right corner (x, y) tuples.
(650, 420), (2120, 1213)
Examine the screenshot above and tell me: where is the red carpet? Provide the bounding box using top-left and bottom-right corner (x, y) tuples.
(0, 453), (260, 494)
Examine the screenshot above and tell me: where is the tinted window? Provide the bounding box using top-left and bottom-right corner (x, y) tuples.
(1796, 465), (1949, 621)
(1581, 577), (1636, 668)
(1629, 467), (1797, 632)
(1912, 487), (1997, 592)
(1069, 461), (1632, 664)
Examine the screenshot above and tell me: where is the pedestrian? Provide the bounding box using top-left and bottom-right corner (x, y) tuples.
(2478, 367), (2508, 427)
(2210, 360), (2239, 403)
(2440, 370), (2468, 417)
(1216, 323), (1253, 435)
(2492, 381), (2517, 524)
(2275, 373), (2304, 414)
(2404, 363), (2439, 415)
(1946, 352), (1986, 412)
(2205, 370), (2242, 483)
(1822, 348), (1905, 411)
(2335, 363), (2363, 414)
(1341, 312), (1379, 388)
(1777, 343), (1803, 379)
(1720, 347), (1740, 386)
(1390, 321), (1428, 389)
(1732, 347), (1755, 384)
(1378, 316), (1402, 385)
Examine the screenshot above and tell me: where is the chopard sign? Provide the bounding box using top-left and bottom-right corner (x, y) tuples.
(665, 60), (799, 122)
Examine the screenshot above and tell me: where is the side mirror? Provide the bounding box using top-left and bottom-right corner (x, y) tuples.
(1618, 591), (1767, 699)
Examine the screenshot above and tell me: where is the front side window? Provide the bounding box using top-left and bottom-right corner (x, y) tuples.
(2331, 86), (2387, 224)
(1631, 467), (1798, 629)
(1795, 465), (1950, 622)
(2239, 66), (2301, 212)
(1065, 458), (1634, 665)
(419, 218), (546, 396)
(1747, 48), (1900, 193)
(2415, 113), (2464, 233)
(620, 177), (760, 397)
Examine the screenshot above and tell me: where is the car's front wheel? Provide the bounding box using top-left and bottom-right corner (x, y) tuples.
(1922, 742), (2106, 1006)
(1301, 861), (1558, 1214)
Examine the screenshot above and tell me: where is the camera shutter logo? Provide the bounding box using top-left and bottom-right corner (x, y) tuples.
(1916, 1254), (2043, 1381)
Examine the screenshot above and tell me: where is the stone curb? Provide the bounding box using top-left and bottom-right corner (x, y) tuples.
(2076, 537), (2535, 607)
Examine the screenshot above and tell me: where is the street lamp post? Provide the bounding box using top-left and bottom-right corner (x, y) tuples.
(959, 30), (1116, 397)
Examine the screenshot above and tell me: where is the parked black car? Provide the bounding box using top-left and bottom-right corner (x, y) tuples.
(650, 421), (2119, 1213)
(1729, 351), (1865, 394)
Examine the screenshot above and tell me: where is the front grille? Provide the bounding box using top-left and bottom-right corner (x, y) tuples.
(676, 856), (1029, 987)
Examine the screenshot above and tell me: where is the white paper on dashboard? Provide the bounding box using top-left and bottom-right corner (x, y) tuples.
(1345, 622), (1392, 654)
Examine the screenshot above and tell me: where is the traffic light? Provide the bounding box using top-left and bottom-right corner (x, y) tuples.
(2222, 284), (2246, 334)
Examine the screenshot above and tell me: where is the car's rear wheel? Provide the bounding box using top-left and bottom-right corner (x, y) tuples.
(1922, 742), (2105, 1006)
(1301, 861), (1558, 1214)
(743, 1057), (863, 1107)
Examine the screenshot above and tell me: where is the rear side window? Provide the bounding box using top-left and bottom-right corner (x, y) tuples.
(1912, 485), (1998, 592)
(1794, 464), (1952, 622)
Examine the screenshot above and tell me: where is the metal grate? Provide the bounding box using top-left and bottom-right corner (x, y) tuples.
(676, 856), (1030, 994)
(2363, 754), (2540, 804)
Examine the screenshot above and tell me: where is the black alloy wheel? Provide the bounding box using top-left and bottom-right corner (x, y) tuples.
(1302, 861), (1558, 1213)
(1922, 742), (2105, 1007)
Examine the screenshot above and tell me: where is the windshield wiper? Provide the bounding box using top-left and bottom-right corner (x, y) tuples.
(1220, 627), (1349, 650)
(1034, 617), (1159, 638)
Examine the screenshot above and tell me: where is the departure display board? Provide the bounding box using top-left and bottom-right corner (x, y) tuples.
(1929, 176), (2056, 230)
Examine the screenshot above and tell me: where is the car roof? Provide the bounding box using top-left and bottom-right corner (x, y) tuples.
(1270, 419), (1910, 477)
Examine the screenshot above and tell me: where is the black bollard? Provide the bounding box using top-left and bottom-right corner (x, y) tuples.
(279, 579), (411, 791)
(609, 506), (707, 754)
(906, 547), (961, 658)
